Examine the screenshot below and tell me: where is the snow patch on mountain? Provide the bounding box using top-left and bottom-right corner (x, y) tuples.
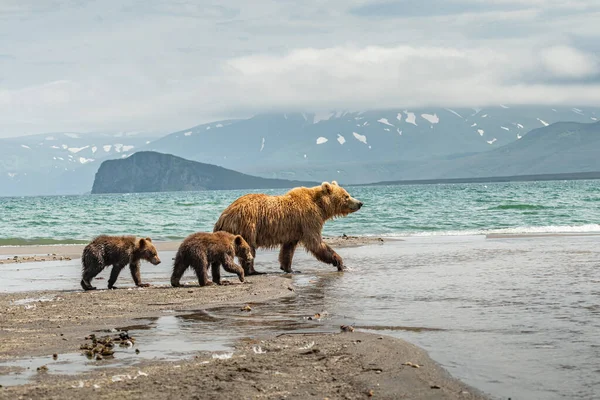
(445, 109), (464, 119)
(114, 144), (124, 152)
(477, 129), (484, 136)
(517, 134), (522, 139)
(352, 132), (368, 145)
(537, 118), (549, 126)
(103, 145), (112, 152)
(404, 111), (417, 126)
(517, 123), (524, 129)
(260, 137), (265, 152)
(572, 108), (584, 115)
(183, 131), (192, 136)
(68, 146), (89, 154)
(79, 157), (94, 164)
(421, 113), (439, 124)
(92, 146), (97, 153)
(500, 104), (510, 109)
(122, 145), (134, 152)
(501, 126), (510, 131)
(316, 137), (328, 145)
(397, 128), (402, 135)
(396, 113), (402, 122)
(487, 138), (497, 144)
(471, 123), (477, 127)
(216, 123), (223, 128)
(314, 112), (334, 124)
(64, 133), (80, 139)
(21, 145), (30, 149)
(337, 134), (346, 145)
(377, 118), (394, 127)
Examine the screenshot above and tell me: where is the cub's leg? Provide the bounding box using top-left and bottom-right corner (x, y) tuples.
(130, 261), (150, 287)
(211, 262), (222, 285)
(108, 264), (127, 289)
(221, 255), (245, 283)
(81, 252), (104, 291)
(191, 254), (211, 286)
(171, 251), (189, 287)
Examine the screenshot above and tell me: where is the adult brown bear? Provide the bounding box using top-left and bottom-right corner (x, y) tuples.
(213, 181), (363, 274)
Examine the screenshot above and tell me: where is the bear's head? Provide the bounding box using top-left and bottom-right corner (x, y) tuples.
(317, 181), (363, 218)
(233, 235), (253, 267)
(138, 237), (161, 265)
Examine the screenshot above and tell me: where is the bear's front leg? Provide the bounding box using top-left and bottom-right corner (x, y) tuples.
(108, 264), (127, 289)
(221, 256), (245, 283)
(279, 241), (299, 273)
(130, 262), (151, 288)
(306, 241), (346, 272)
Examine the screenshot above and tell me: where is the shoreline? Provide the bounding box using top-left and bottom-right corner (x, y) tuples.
(0, 235), (388, 265)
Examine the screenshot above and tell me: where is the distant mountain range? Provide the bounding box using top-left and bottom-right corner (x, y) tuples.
(91, 151), (317, 194)
(2, 105), (600, 196)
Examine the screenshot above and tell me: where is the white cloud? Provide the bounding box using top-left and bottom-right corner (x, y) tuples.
(539, 45), (599, 78)
(0, 0), (599, 136)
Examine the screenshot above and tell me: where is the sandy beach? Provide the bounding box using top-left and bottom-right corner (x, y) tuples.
(0, 235), (488, 399)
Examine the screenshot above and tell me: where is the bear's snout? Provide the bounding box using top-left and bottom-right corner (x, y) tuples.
(357, 201), (363, 209)
(152, 257), (161, 265)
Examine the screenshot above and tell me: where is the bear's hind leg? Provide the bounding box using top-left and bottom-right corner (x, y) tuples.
(171, 252), (189, 287)
(108, 264), (126, 289)
(81, 255), (104, 291)
(192, 255), (212, 286)
(278, 241), (298, 273)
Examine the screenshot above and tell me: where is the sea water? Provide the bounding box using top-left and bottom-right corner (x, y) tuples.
(1, 180), (600, 245)
(1, 180), (600, 399)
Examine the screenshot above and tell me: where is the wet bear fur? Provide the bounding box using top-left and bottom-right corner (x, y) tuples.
(213, 181), (363, 274)
(171, 231), (252, 287)
(80, 235), (161, 291)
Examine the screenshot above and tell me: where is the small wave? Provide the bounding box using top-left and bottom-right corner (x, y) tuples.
(363, 224), (600, 238)
(492, 204), (552, 210)
(0, 238), (88, 247)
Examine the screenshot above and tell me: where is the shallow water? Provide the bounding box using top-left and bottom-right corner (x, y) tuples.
(2, 236), (600, 400)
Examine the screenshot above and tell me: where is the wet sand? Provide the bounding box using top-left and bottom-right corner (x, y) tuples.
(0, 236), (488, 399)
(0, 330), (487, 400)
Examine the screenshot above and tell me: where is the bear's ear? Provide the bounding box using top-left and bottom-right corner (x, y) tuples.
(321, 182), (333, 194)
(145, 237), (152, 243)
(139, 238), (147, 248)
(234, 235), (244, 246)
(331, 180), (339, 186)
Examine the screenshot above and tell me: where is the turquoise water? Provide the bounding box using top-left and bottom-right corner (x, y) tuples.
(1, 180), (600, 245)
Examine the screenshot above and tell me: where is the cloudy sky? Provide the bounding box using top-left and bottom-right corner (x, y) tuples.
(1, 0), (599, 137)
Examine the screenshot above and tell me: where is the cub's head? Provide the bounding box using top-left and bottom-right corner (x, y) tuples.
(233, 235), (253, 265)
(138, 237), (161, 265)
(317, 181), (363, 219)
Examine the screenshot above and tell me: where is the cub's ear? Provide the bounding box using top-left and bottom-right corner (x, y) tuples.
(321, 182), (333, 194)
(139, 238), (147, 248)
(331, 180), (339, 186)
(145, 237), (152, 242)
(234, 235), (244, 246)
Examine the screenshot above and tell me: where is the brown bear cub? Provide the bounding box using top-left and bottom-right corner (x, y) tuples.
(214, 181), (363, 275)
(171, 231), (252, 287)
(80, 235), (161, 291)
